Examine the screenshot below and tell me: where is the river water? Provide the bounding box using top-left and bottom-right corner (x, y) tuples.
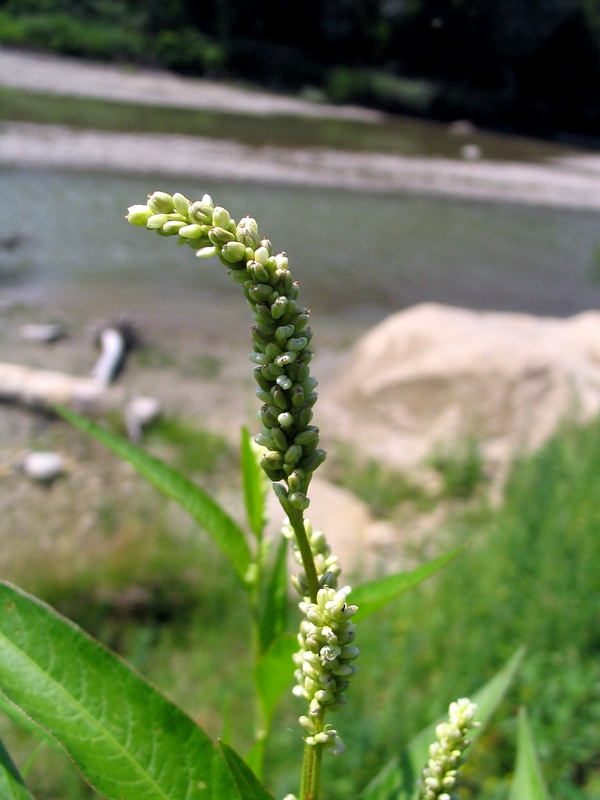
(3, 168), (600, 321)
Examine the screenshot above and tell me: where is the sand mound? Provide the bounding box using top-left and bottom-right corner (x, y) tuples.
(322, 303), (600, 469)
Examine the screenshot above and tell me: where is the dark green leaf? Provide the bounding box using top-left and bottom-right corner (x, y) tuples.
(241, 427), (267, 539)
(508, 708), (551, 800)
(0, 581), (219, 800)
(54, 405), (252, 584)
(212, 749), (243, 800)
(257, 536), (288, 655)
(361, 648), (524, 800)
(254, 633), (297, 730)
(0, 737), (34, 800)
(219, 742), (274, 800)
(351, 547), (465, 621)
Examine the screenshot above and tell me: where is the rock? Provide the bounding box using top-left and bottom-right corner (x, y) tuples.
(125, 396), (162, 442)
(22, 451), (65, 482)
(19, 323), (66, 343)
(322, 303), (600, 471)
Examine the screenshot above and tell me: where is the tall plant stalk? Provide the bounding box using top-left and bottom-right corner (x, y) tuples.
(127, 190), (359, 800)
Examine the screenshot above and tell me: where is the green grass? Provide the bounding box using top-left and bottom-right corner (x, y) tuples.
(0, 85), (576, 163)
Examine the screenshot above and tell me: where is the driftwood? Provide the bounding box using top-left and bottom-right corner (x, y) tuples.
(0, 361), (123, 412)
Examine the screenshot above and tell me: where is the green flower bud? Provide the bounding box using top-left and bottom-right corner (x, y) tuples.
(147, 213), (169, 229)
(162, 220), (186, 235)
(221, 241), (247, 263)
(209, 227), (236, 245)
(271, 386), (288, 409)
(126, 204), (152, 226)
(275, 252), (289, 269)
(289, 491), (310, 510)
(254, 246), (270, 266)
(147, 191), (174, 214)
(271, 297), (288, 319)
(297, 405), (313, 428)
(271, 426), (288, 451)
(262, 450), (284, 468)
(249, 284), (273, 303)
(173, 192), (191, 217)
(261, 238), (273, 256)
(255, 434), (275, 449)
(288, 470), (305, 492)
(196, 246), (218, 259)
(265, 342), (282, 358)
(300, 449), (327, 472)
(189, 201), (213, 224)
(295, 427), (319, 446)
(287, 337), (308, 352)
(294, 314), (310, 333)
(275, 324), (295, 344)
(275, 351), (297, 368)
(255, 388), (272, 404)
(249, 353), (271, 365)
(230, 268), (250, 283)
(179, 223), (205, 239)
(212, 206), (231, 228)
(236, 216), (261, 249)
(285, 444), (303, 465)
(277, 375), (293, 390)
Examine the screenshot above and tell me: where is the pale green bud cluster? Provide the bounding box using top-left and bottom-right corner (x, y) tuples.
(420, 699), (479, 800)
(282, 516), (341, 597)
(298, 719), (345, 756)
(127, 191), (326, 501)
(292, 586), (358, 751)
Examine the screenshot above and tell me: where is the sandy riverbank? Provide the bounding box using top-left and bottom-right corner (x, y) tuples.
(0, 47), (382, 122)
(2, 121), (600, 210)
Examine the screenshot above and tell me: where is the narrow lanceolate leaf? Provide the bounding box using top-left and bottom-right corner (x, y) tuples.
(257, 536), (289, 655)
(0, 737), (34, 800)
(241, 427), (267, 539)
(55, 405), (252, 584)
(508, 708), (551, 800)
(360, 648), (524, 800)
(351, 547), (465, 621)
(254, 634), (297, 730)
(0, 581), (221, 800)
(219, 742), (275, 800)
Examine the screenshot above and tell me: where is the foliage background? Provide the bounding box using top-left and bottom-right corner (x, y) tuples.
(2, 0), (600, 140)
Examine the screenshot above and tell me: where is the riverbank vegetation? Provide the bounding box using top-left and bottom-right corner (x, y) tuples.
(1, 408), (599, 799)
(1, 0), (600, 142)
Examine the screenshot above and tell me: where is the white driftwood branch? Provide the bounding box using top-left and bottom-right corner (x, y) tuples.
(0, 361), (123, 412)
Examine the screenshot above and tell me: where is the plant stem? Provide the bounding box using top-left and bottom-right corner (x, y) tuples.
(287, 508), (320, 603)
(300, 739), (324, 800)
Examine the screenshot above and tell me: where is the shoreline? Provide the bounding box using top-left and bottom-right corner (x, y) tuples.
(2, 122), (600, 211)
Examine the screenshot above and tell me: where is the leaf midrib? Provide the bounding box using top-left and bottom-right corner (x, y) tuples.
(0, 629), (183, 800)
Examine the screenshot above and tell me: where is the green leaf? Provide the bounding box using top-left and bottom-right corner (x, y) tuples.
(361, 647), (525, 800)
(254, 633), (297, 731)
(248, 632), (297, 778)
(0, 737), (34, 800)
(219, 742), (275, 800)
(257, 536), (289, 655)
(508, 708), (551, 800)
(0, 692), (61, 752)
(241, 427), (267, 539)
(351, 547), (465, 621)
(55, 405), (252, 584)
(0, 581), (221, 800)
